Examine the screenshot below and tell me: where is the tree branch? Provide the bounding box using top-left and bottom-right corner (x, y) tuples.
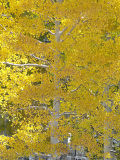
(30, 54), (50, 65)
(71, 84), (82, 92)
(59, 27), (68, 35)
(0, 24), (7, 30)
(37, 40), (43, 43)
(3, 62), (48, 68)
(44, 29), (55, 35)
(67, 19), (80, 35)
(17, 105), (48, 111)
(100, 101), (112, 112)
(59, 112), (76, 116)
(61, 19), (80, 42)
(50, 0), (54, 4)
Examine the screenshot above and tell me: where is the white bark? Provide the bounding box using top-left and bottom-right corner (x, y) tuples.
(50, 1), (63, 158)
(3, 62), (48, 68)
(104, 121), (114, 160)
(50, 20), (61, 159)
(29, 155), (34, 160)
(51, 98), (60, 145)
(30, 54), (50, 65)
(101, 87), (116, 160)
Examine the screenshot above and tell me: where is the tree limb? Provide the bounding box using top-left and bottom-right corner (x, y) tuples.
(3, 62), (48, 68)
(59, 112), (76, 116)
(17, 105), (48, 111)
(61, 19), (80, 42)
(30, 54), (50, 65)
(67, 19), (80, 35)
(0, 24), (7, 30)
(100, 101), (112, 112)
(71, 84), (82, 92)
(50, 0), (54, 4)
(71, 84), (97, 96)
(44, 29), (55, 35)
(59, 27), (68, 35)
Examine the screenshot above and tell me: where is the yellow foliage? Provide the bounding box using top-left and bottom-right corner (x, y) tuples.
(0, 0), (120, 159)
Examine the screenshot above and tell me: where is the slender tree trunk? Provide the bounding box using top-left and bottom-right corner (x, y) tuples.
(50, 13), (61, 160)
(101, 97), (116, 159)
(51, 98), (60, 145)
(104, 116), (117, 160)
(104, 118), (113, 160)
(50, 1), (66, 159)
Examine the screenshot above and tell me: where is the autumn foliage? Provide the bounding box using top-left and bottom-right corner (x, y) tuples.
(0, 0), (120, 159)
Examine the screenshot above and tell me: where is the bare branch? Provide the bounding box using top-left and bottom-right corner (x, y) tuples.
(47, 16), (55, 22)
(30, 54), (50, 65)
(35, 40), (43, 45)
(67, 19), (80, 35)
(71, 84), (98, 97)
(37, 40), (43, 43)
(59, 27), (68, 35)
(3, 62), (48, 68)
(100, 101), (112, 112)
(102, 84), (116, 98)
(44, 29), (55, 35)
(71, 84), (82, 92)
(108, 99), (114, 107)
(59, 112), (76, 116)
(49, 47), (61, 54)
(0, 24), (7, 30)
(17, 105), (47, 111)
(61, 19), (80, 42)
(1, 14), (10, 18)
(50, 0), (54, 4)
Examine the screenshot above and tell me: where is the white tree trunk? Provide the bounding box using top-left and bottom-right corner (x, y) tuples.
(50, 6), (62, 159)
(104, 119), (113, 160)
(29, 155), (34, 160)
(51, 98), (60, 145)
(102, 100), (116, 160)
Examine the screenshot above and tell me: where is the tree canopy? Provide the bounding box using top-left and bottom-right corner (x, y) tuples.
(0, 0), (120, 159)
